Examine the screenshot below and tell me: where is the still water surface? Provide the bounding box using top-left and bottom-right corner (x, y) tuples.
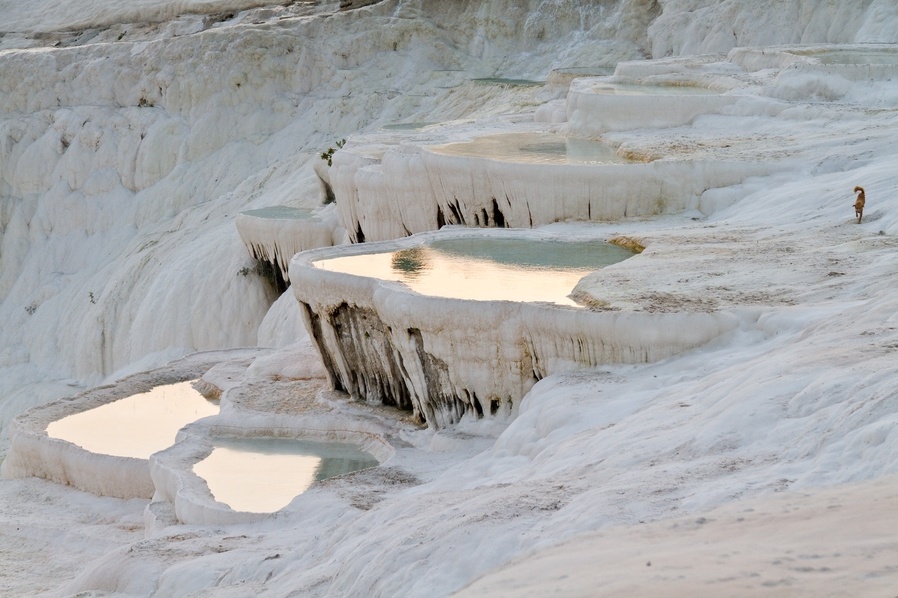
(240, 206), (313, 219)
(315, 238), (633, 307)
(193, 438), (379, 513)
(47, 381), (219, 459)
(430, 133), (631, 165)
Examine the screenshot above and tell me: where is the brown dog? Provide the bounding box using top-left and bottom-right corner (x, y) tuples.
(854, 186), (865, 223)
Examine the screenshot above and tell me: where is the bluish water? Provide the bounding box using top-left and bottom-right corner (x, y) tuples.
(471, 77), (545, 86)
(431, 133), (631, 165)
(381, 122), (435, 131)
(240, 206), (314, 219)
(424, 237), (634, 271)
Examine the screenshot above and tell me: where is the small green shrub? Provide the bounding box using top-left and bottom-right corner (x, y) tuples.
(320, 139), (346, 167)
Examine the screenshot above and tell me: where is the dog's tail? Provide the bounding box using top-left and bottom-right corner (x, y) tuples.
(854, 185), (865, 194)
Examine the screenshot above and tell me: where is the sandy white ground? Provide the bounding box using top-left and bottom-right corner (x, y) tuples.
(459, 473), (898, 597)
(1, 0), (898, 596)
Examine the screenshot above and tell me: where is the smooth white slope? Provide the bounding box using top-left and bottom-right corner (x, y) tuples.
(458, 473), (898, 596)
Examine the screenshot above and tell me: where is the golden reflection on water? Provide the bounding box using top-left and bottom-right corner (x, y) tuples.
(192, 439), (379, 513)
(46, 381), (219, 459)
(316, 239), (634, 307)
(194, 447), (320, 513)
(319, 251), (586, 305)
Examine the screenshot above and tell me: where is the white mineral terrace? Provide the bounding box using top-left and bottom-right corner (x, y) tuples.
(728, 44), (898, 93)
(565, 78), (743, 135)
(4, 351), (394, 524)
(546, 66), (616, 86)
(149, 414), (395, 526)
(331, 123), (784, 243)
(730, 44), (898, 69)
(1, 357), (228, 499)
(791, 46), (898, 65)
(235, 204), (342, 287)
(292, 229), (738, 429)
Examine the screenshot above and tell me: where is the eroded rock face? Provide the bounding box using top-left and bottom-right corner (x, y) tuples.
(324, 302), (416, 412)
(300, 296), (504, 428)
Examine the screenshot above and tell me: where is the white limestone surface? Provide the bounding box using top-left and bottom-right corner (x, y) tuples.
(647, 0), (898, 57)
(3, 0), (898, 596)
(235, 204), (341, 285)
(331, 127), (785, 243)
(457, 473), (898, 597)
(291, 228), (739, 428)
(0, 0), (282, 35)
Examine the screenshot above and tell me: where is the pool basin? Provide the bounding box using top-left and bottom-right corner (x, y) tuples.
(47, 381), (218, 460)
(429, 133), (633, 166)
(291, 229), (739, 428)
(193, 437), (379, 513)
(314, 237), (634, 307)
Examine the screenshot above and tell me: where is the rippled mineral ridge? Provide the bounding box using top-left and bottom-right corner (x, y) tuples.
(1, 0), (898, 596)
